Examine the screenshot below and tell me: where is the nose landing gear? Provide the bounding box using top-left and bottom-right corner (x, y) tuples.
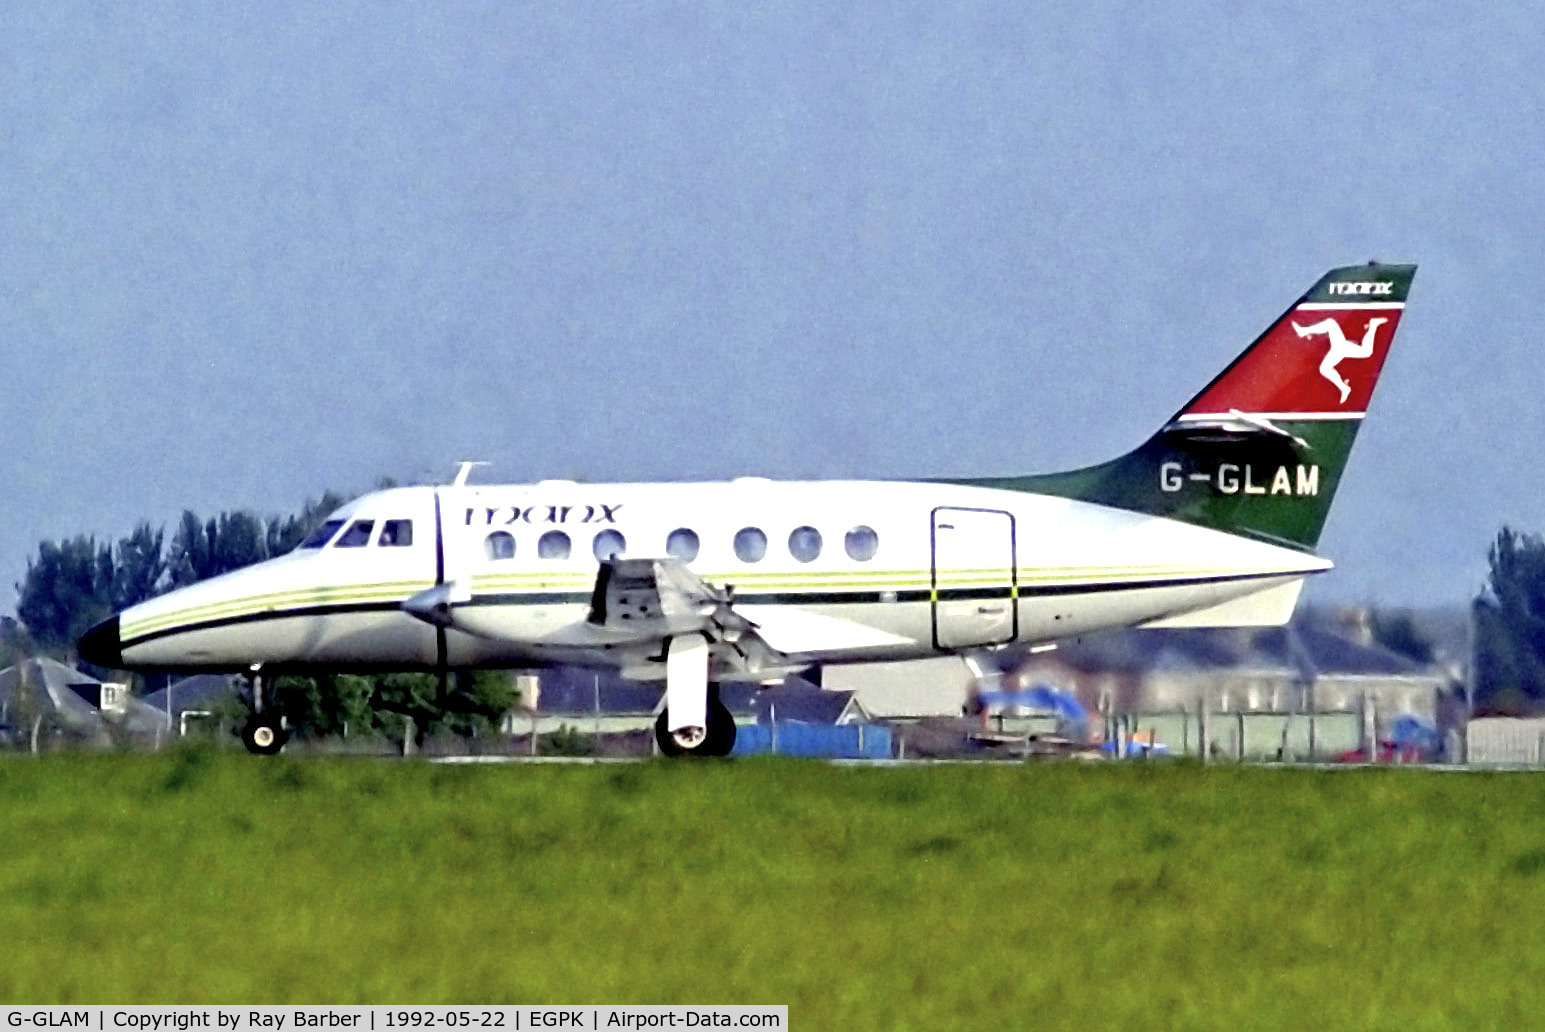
(239, 665), (290, 756)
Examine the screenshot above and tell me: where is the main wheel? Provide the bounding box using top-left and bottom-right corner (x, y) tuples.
(654, 694), (736, 758)
(654, 711), (701, 757)
(241, 714), (289, 756)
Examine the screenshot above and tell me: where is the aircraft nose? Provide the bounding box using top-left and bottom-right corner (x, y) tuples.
(77, 614), (122, 669)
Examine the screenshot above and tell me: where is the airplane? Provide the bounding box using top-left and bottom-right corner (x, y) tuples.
(78, 262), (1416, 756)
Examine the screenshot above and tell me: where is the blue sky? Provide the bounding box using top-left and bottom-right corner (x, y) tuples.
(3, 2), (1541, 609)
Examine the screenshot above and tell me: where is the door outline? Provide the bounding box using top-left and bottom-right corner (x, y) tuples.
(930, 505), (1018, 650)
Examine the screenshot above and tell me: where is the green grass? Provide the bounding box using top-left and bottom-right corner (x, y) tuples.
(3, 753), (1545, 1029)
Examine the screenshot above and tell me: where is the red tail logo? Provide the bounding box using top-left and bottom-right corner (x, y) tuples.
(1182, 305), (1403, 418)
(1291, 315), (1389, 404)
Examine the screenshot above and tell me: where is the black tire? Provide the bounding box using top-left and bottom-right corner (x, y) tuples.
(241, 715), (288, 756)
(654, 693), (737, 758)
(704, 697), (737, 757)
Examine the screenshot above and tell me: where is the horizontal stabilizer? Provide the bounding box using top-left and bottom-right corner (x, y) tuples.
(1139, 578), (1305, 629)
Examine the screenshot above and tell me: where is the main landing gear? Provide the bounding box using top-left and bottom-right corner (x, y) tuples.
(239, 665), (290, 756)
(655, 685), (736, 758)
(654, 636), (737, 758)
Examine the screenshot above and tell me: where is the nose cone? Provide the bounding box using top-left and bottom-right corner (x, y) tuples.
(77, 614), (123, 669)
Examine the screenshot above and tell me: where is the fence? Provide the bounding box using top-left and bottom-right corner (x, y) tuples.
(1125, 710), (1363, 762)
(1466, 718), (1545, 766)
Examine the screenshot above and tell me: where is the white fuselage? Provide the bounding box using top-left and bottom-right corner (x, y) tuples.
(109, 478), (1329, 679)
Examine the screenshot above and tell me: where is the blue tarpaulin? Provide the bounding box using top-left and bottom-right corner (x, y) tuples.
(1389, 713), (1441, 751)
(731, 722), (892, 759)
(975, 684), (1087, 723)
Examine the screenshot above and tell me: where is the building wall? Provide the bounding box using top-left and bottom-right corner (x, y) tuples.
(824, 656), (974, 719)
(1313, 675), (1443, 722)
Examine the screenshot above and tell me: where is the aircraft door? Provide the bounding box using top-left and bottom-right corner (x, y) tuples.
(931, 507), (1017, 649)
(433, 486), (479, 589)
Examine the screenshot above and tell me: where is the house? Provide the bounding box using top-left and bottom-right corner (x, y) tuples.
(1006, 624), (1453, 761)
(751, 680), (871, 726)
(0, 657), (169, 747)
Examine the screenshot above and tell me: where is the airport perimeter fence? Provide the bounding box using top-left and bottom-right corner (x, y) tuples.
(1102, 708), (1461, 764)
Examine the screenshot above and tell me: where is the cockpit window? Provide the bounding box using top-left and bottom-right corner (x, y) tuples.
(335, 520), (375, 548)
(297, 519), (345, 550)
(379, 519), (413, 547)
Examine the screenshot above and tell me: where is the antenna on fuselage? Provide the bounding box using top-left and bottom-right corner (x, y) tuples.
(451, 461), (490, 487)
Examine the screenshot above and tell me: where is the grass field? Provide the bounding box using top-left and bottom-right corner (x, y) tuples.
(3, 753), (1545, 1029)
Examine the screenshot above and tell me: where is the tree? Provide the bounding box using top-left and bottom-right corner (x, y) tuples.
(164, 510), (216, 589)
(367, 671), (519, 749)
(1473, 527), (1545, 714)
(112, 522), (166, 611)
(266, 492), (345, 555)
(271, 672), (376, 740)
(15, 535), (115, 650)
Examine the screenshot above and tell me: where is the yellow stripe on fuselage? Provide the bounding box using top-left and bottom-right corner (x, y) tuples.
(123, 580), (434, 640)
(126, 562), (1276, 642)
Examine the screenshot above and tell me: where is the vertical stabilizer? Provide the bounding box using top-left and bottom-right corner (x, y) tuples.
(959, 263), (1416, 550)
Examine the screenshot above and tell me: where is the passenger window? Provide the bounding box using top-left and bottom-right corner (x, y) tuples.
(734, 527), (767, 563)
(845, 525), (879, 561)
(538, 530), (572, 560)
(380, 519), (413, 547)
(335, 520), (375, 548)
(485, 531), (515, 561)
(788, 526), (822, 563)
(666, 528), (700, 562)
(297, 519), (345, 550)
(593, 529), (626, 561)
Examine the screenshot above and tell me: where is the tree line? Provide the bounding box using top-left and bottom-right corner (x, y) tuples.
(8, 491), (516, 744)
(13, 493), (345, 653)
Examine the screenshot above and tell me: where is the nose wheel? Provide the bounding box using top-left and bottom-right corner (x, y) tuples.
(241, 713), (289, 755)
